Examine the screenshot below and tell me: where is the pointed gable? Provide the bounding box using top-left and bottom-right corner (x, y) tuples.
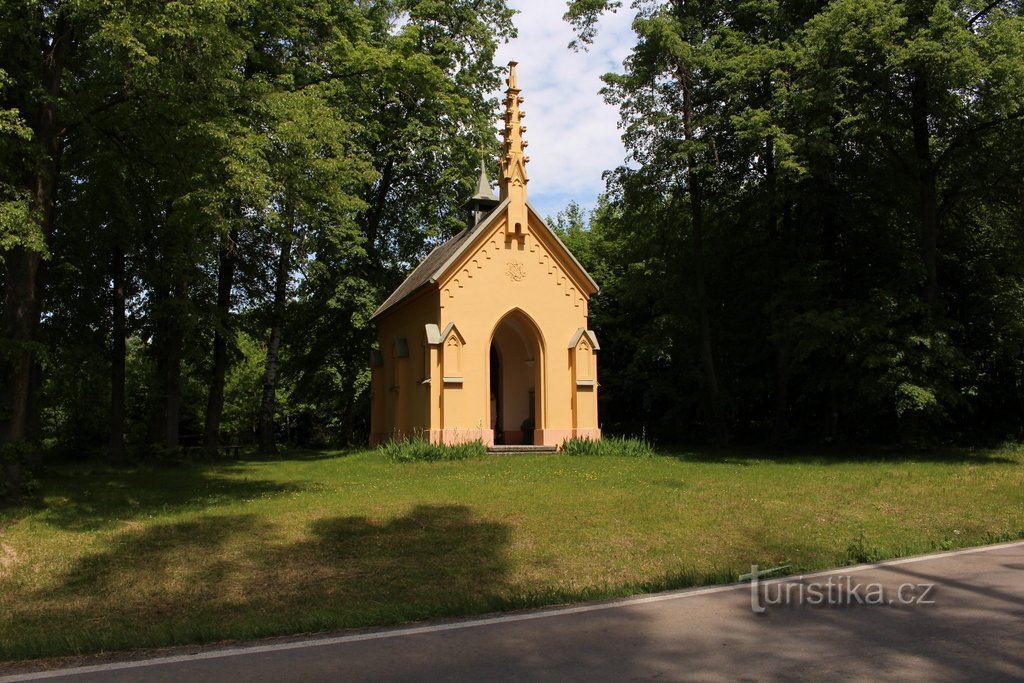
(371, 199), (599, 322)
(370, 198), (509, 321)
(434, 200), (599, 299)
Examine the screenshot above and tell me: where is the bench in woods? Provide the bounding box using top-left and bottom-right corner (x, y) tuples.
(178, 434), (242, 459)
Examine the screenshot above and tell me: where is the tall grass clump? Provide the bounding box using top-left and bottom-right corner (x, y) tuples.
(379, 435), (487, 463)
(561, 434), (656, 458)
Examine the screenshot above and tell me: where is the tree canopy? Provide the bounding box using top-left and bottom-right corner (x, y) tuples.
(564, 0), (1024, 445)
(0, 0), (514, 501)
(3, 0), (1024, 503)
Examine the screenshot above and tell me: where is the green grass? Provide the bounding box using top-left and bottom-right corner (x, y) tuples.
(379, 435), (488, 462)
(1, 446), (1023, 661)
(562, 434), (656, 457)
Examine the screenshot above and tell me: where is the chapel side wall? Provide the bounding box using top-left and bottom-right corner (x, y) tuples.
(371, 291), (441, 445)
(438, 211), (596, 446)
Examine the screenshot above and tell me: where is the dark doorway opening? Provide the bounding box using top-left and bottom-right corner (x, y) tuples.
(490, 310), (542, 446)
(490, 343), (503, 444)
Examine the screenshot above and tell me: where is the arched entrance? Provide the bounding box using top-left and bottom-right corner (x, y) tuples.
(489, 310), (543, 445)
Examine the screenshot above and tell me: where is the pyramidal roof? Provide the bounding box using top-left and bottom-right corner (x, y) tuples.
(472, 161), (497, 201)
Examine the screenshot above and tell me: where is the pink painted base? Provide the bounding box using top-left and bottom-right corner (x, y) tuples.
(428, 429), (495, 446)
(572, 428), (602, 442)
(535, 428), (602, 448)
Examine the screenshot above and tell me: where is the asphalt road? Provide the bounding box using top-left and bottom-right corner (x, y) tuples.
(5, 541), (1023, 682)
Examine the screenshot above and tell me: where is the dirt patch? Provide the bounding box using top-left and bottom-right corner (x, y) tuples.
(0, 541), (18, 575)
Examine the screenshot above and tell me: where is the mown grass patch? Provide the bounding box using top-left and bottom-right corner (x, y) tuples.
(0, 445), (1022, 661)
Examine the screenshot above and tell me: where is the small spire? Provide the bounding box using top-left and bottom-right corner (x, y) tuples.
(463, 156), (500, 228)
(473, 158), (497, 200)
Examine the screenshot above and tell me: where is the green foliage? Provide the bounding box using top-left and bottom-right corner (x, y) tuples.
(1, 0), (516, 458)
(561, 435), (656, 458)
(0, 67), (41, 256)
(220, 332), (267, 443)
(845, 532), (888, 564)
(0, 192), (40, 254)
(0, 440), (40, 501)
(379, 435), (487, 463)
(569, 0), (1024, 445)
(564, 0), (622, 50)
(7, 0), (1024, 455)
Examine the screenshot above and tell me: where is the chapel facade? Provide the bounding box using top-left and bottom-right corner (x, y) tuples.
(369, 62), (601, 447)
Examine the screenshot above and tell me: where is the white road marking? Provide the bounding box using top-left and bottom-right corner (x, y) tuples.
(4, 540), (1022, 682)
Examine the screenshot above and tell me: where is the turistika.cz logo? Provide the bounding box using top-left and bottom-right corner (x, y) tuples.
(740, 565), (937, 613)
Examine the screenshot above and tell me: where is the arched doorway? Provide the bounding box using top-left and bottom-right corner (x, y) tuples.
(489, 310), (543, 445)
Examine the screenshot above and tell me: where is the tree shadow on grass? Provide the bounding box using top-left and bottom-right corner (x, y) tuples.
(4, 505), (510, 660)
(241, 448), (366, 463)
(662, 444), (1020, 466)
(32, 464), (302, 533)
(17, 447), (368, 531)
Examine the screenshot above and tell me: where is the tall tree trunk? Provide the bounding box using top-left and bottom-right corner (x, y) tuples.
(1, 247), (41, 503)
(766, 138), (791, 446)
(364, 157), (394, 260)
(770, 341), (791, 445)
(820, 166), (837, 262)
(911, 71), (939, 313)
(109, 245), (127, 463)
(147, 280), (184, 451)
(203, 228), (239, 452)
(146, 283), (169, 446)
(1, 13), (70, 503)
(259, 232), (293, 455)
(679, 62), (728, 443)
(25, 356), (43, 472)
(765, 136), (779, 241)
(164, 286), (184, 450)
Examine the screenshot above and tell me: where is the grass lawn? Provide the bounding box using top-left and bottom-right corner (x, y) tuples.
(1, 446), (1023, 661)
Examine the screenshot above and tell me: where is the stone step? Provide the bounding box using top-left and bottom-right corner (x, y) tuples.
(487, 444), (558, 455)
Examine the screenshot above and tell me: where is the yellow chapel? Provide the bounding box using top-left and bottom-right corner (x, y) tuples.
(369, 62), (601, 448)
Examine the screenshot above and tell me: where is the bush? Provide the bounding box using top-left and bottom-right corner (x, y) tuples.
(380, 435), (487, 463)
(561, 435), (656, 458)
(0, 440), (43, 504)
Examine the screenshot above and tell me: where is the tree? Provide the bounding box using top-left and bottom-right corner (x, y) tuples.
(567, 0), (1024, 445)
(277, 0), (516, 449)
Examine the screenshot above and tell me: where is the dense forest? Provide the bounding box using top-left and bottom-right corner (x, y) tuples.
(562, 0), (1024, 446)
(2, 0), (1024, 502)
(0, 0), (516, 501)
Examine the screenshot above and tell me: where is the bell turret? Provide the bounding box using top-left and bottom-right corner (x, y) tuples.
(463, 159), (499, 228)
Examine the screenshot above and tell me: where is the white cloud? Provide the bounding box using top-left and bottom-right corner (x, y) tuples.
(493, 0), (635, 220)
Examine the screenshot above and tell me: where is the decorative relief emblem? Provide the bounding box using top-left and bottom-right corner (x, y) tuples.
(505, 260), (526, 282)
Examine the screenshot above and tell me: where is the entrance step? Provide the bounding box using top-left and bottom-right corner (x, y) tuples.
(487, 444), (558, 455)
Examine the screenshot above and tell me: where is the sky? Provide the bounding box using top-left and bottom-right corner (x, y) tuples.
(492, 1), (636, 221)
